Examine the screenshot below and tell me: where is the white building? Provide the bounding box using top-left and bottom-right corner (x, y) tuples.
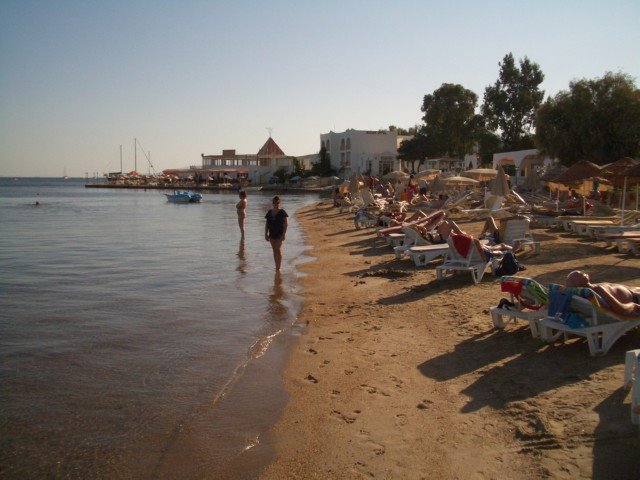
(492, 149), (555, 186)
(320, 129), (400, 177)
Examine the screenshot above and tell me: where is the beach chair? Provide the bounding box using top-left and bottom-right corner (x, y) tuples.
(405, 243), (449, 267)
(539, 284), (640, 356)
(590, 222), (640, 239)
(459, 195), (506, 220)
(490, 276), (549, 337)
(393, 211), (447, 259)
(623, 349), (640, 426)
(435, 237), (493, 284)
(501, 218), (540, 253)
(393, 226), (430, 258)
(601, 231), (640, 252)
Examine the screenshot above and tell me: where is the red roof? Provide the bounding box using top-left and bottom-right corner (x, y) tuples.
(258, 137), (285, 157)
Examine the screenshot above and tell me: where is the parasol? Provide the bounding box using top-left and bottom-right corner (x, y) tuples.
(491, 167), (511, 196)
(441, 175), (479, 186)
(461, 168), (498, 182)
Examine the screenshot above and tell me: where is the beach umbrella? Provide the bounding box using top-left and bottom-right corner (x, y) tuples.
(550, 160), (601, 184)
(349, 173), (363, 194)
(462, 168), (498, 181)
(619, 163), (640, 223)
(539, 164), (568, 182)
(441, 175), (479, 186)
(520, 169), (540, 191)
(491, 167), (511, 196)
(429, 175), (446, 193)
(600, 157), (639, 187)
(414, 169), (441, 181)
(383, 170), (409, 181)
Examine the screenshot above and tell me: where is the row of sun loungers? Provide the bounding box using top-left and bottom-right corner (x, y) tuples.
(337, 196), (639, 425)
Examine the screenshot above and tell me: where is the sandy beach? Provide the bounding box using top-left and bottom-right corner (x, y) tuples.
(260, 200), (640, 479)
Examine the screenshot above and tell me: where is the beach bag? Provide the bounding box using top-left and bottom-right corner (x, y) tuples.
(494, 251), (520, 277)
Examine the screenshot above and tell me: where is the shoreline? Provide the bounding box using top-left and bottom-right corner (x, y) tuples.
(259, 200), (640, 479)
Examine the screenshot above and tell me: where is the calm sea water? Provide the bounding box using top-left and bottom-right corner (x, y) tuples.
(0, 178), (320, 478)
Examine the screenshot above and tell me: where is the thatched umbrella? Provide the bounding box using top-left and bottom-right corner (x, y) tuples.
(619, 163), (640, 218)
(539, 164), (568, 182)
(600, 157), (640, 187)
(550, 160), (602, 184)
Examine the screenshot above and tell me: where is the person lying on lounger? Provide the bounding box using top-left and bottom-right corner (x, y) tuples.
(438, 220), (513, 262)
(565, 271), (640, 316)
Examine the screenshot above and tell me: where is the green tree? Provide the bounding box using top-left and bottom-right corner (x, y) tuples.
(310, 145), (335, 176)
(272, 167), (288, 183)
(292, 157), (305, 176)
(536, 72), (640, 165)
(397, 131), (428, 173)
(421, 83), (479, 159)
(482, 53), (545, 151)
(388, 125), (419, 135)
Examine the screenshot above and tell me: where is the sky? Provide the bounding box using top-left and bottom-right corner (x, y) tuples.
(1, 0), (639, 178)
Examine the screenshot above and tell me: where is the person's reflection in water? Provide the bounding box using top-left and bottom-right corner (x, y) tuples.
(268, 272), (287, 321)
(236, 237), (247, 273)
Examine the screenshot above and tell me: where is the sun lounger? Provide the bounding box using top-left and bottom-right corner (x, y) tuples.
(490, 276), (549, 337)
(590, 222), (640, 239)
(539, 284), (640, 356)
(435, 237), (494, 284)
(623, 349), (640, 426)
(405, 243), (449, 267)
(501, 218), (540, 253)
(460, 195), (506, 220)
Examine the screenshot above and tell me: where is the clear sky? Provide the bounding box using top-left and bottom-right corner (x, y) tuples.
(1, 0), (638, 177)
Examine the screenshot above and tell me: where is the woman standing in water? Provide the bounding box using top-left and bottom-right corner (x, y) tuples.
(236, 190), (247, 236)
(265, 196), (288, 271)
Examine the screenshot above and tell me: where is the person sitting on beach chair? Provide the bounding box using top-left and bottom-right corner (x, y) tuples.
(439, 220), (513, 262)
(565, 271), (640, 316)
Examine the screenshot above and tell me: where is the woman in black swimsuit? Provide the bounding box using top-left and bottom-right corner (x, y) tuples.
(265, 196), (288, 271)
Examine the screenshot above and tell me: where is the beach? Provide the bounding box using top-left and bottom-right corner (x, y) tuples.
(260, 200), (640, 479)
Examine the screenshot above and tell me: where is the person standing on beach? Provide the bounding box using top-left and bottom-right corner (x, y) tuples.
(265, 196), (288, 271)
(236, 190), (248, 236)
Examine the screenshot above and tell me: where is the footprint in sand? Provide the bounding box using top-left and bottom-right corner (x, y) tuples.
(360, 384), (391, 397)
(331, 409), (358, 424)
(307, 348), (318, 354)
(306, 374), (319, 384)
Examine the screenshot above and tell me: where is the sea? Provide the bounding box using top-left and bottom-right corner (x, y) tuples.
(0, 177), (321, 478)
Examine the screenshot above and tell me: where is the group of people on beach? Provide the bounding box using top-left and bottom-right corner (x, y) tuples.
(236, 191), (288, 271)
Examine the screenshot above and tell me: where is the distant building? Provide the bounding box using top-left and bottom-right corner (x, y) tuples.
(422, 157), (465, 173)
(320, 129), (400, 177)
(200, 137), (297, 184)
(492, 149), (555, 186)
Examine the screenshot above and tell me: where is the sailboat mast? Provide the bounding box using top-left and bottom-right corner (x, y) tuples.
(134, 138), (137, 173)
(120, 145), (123, 173)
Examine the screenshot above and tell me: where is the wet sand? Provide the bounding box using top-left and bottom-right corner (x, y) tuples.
(260, 201), (640, 479)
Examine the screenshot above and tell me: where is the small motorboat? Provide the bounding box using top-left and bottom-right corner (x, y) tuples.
(164, 190), (203, 203)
